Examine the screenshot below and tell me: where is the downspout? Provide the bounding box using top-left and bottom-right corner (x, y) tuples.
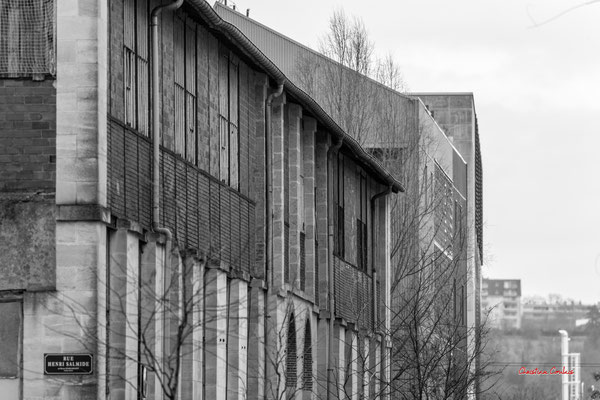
(264, 82), (284, 398)
(151, 1), (182, 241)
(371, 186), (392, 332)
(326, 137), (343, 400)
(151, 2), (182, 399)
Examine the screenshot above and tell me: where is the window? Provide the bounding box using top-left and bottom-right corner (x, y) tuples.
(357, 169), (368, 272)
(173, 16), (197, 164)
(0, 0), (55, 76)
(218, 49), (239, 188)
(302, 320), (313, 390)
(0, 299), (22, 400)
(334, 153), (345, 257)
(286, 314), (297, 388)
(124, 0), (149, 135)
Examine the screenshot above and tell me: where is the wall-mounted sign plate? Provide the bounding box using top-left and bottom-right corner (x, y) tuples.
(44, 354), (93, 375)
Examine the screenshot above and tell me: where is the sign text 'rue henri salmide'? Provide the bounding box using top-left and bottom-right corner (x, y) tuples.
(44, 354), (93, 375)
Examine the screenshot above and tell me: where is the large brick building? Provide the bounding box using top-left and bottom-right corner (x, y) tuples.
(0, 1), (403, 399)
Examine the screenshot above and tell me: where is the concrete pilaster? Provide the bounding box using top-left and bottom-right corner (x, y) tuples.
(139, 240), (161, 400)
(373, 337), (381, 398)
(247, 285), (266, 398)
(344, 329), (358, 400)
(107, 229), (140, 400)
(227, 279), (249, 400)
(362, 336), (369, 398)
(204, 268), (228, 400)
(332, 323), (345, 399)
(192, 258), (205, 400)
(179, 252), (203, 400)
(316, 317), (329, 400)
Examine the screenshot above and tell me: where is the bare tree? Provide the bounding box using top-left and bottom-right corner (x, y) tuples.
(295, 8), (408, 146)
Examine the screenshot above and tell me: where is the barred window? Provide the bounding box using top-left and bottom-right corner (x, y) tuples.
(218, 49), (239, 188)
(334, 153), (345, 258)
(286, 314), (297, 388)
(302, 320), (313, 390)
(0, 0), (55, 77)
(173, 16), (197, 163)
(124, 0), (149, 135)
(357, 169), (368, 272)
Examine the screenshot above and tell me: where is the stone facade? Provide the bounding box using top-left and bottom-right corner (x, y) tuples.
(0, 1), (398, 400)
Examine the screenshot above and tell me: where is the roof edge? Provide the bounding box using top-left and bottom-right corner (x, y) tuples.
(187, 0), (404, 192)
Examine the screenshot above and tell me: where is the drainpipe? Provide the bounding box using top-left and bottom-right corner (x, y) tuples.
(371, 186), (392, 332)
(326, 137), (343, 400)
(264, 82), (283, 398)
(151, 1), (182, 240)
(151, 2), (182, 399)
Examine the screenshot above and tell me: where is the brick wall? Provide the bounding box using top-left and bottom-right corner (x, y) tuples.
(0, 79), (56, 192)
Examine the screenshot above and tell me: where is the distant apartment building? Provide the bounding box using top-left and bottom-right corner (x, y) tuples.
(481, 279), (522, 330)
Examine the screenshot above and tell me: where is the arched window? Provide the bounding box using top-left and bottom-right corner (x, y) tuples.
(286, 313), (297, 388)
(302, 319), (313, 390)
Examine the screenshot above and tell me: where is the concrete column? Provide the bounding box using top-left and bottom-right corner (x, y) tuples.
(373, 337), (381, 398)
(288, 103), (302, 288)
(271, 94), (287, 290)
(139, 239), (162, 400)
(344, 329), (358, 400)
(179, 251), (203, 400)
(153, 242), (166, 400)
(302, 117), (317, 302)
(265, 296), (289, 400)
(332, 323), (345, 399)
(316, 317), (329, 400)
(204, 268), (228, 400)
(106, 228), (140, 400)
(247, 284), (266, 398)
(192, 257), (205, 400)
(56, 0), (108, 206)
(362, 336), (369, 399)
(227, 279), (249, 400)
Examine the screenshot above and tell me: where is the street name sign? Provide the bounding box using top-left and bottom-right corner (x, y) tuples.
(44, 353), (93, 375)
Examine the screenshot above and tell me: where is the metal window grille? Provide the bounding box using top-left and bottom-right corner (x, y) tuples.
(302, 321), (313, 390)
(284, 222), (290, 283)
(123, 0), (149, 136)
(174, 16), (197, 162)
(300, 232), (306, 291)
(286, 315), (297, 388)
(218, 50), (239, 188)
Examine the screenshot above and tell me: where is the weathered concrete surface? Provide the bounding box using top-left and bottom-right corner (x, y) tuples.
(0, 194), (55, 291)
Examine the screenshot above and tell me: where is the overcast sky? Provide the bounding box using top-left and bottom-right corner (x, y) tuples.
(224, 0), (600, 303)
